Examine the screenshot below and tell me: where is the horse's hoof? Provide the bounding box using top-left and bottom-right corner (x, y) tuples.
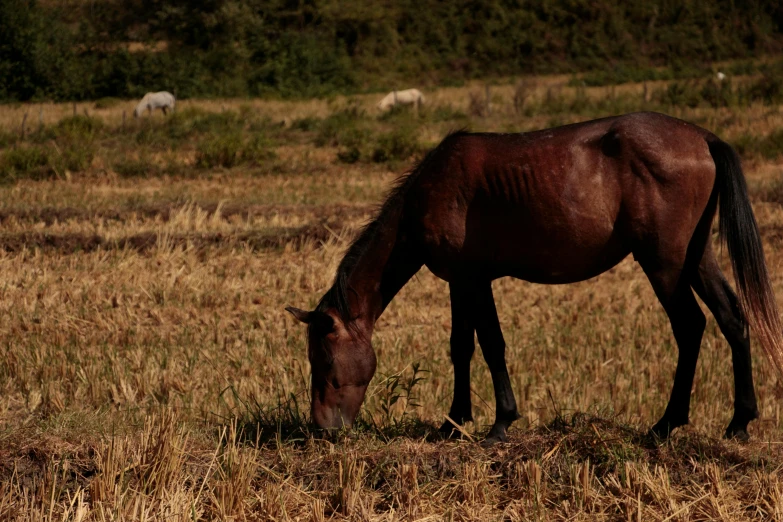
(480, 436), (503, 448)
(481, 424), (509, 447)
(724, 427), (750, 442)
(648, 416), (685, 441)
(646, 425), (673, 444)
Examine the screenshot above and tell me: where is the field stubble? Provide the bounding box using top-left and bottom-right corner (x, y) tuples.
(1, 81), (783, 519)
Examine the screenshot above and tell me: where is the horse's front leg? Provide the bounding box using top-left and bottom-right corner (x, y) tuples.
(439, 282), (476, 437)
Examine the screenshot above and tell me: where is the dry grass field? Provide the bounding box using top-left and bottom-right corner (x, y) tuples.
(1, 76), (783, 520)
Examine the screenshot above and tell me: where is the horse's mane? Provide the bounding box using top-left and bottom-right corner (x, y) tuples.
(315, 129), (468, 322)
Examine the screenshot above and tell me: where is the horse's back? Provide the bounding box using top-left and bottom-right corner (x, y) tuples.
(405, 113), (718, 282)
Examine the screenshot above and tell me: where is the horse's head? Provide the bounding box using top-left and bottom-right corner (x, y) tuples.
(286, 306), (376, 430)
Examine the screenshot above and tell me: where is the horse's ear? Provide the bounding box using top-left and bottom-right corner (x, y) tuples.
(285, 307), (336, 333)
(286, 306), (312, 324)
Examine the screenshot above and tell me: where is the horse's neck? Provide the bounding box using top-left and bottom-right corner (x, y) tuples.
(344, 208), (420, 330)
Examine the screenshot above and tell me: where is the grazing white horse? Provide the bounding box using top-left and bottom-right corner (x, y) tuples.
(133, 91), (176, 117)
(377, 88), (425, 111)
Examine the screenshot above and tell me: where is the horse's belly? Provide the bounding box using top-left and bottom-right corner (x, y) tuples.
(420, 204), (628, 284)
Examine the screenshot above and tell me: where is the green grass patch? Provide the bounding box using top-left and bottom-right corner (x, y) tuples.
(113, 156), (159, 178)
(0, 145), (52, 180)
(196, 132), (276, 169)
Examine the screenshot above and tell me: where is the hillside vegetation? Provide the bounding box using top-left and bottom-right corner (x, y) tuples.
(2, 0), (783, 100)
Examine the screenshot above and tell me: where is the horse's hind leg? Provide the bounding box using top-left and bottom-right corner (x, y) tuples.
(161, 106), (169, 116)
(641, 260), (706, 439)
(692, 246), (758, 440)
(472, 281), (520, 444)
(439, 282), (477, 437)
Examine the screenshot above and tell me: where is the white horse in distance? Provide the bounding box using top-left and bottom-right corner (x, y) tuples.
(377, 89), (425, 111)
(133, 91), (176, 117)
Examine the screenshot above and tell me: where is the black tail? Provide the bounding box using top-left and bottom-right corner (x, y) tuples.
(709, 137), (783, 375)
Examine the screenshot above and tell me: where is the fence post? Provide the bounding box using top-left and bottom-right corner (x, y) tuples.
(643, 82), (652, 103)
(20, 112), (28, 139)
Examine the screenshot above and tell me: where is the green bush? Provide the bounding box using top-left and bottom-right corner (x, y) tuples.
(0, 145), (51, 179)
(113, 158), (157, 178)
(134, 108), (245, 148)
(314, 107), (367, 148)
(57, 141), (95, 172)
(241, 134), (277, 165)
(196, 132), (276, 169)
(196, 133), (244, 168)
(371, 127), (420, 163)
(54, 115), (103, 140)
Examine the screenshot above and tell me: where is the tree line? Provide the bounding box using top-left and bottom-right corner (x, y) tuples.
(1, 0), (782, 101)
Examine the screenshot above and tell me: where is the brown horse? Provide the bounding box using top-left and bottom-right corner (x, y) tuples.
(287, 112), (783, 444)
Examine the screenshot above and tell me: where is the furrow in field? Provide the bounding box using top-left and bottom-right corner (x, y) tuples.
(0, 224), (356, 254)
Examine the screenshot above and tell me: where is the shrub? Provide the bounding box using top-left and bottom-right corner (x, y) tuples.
(314, 107), (366, 147)
(241, 134), (277, 165)
(371, 127), (420, 163)
(196, 131), (277, 169)
(0, 145), (51, 179)
(196, 133), (244, 168)
(113, 157), (158, 178)
(54, 115), (103, 141)
(57, 141), (95, 172)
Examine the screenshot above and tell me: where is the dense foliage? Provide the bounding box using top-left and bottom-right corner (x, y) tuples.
(2, 0), (783, 101)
